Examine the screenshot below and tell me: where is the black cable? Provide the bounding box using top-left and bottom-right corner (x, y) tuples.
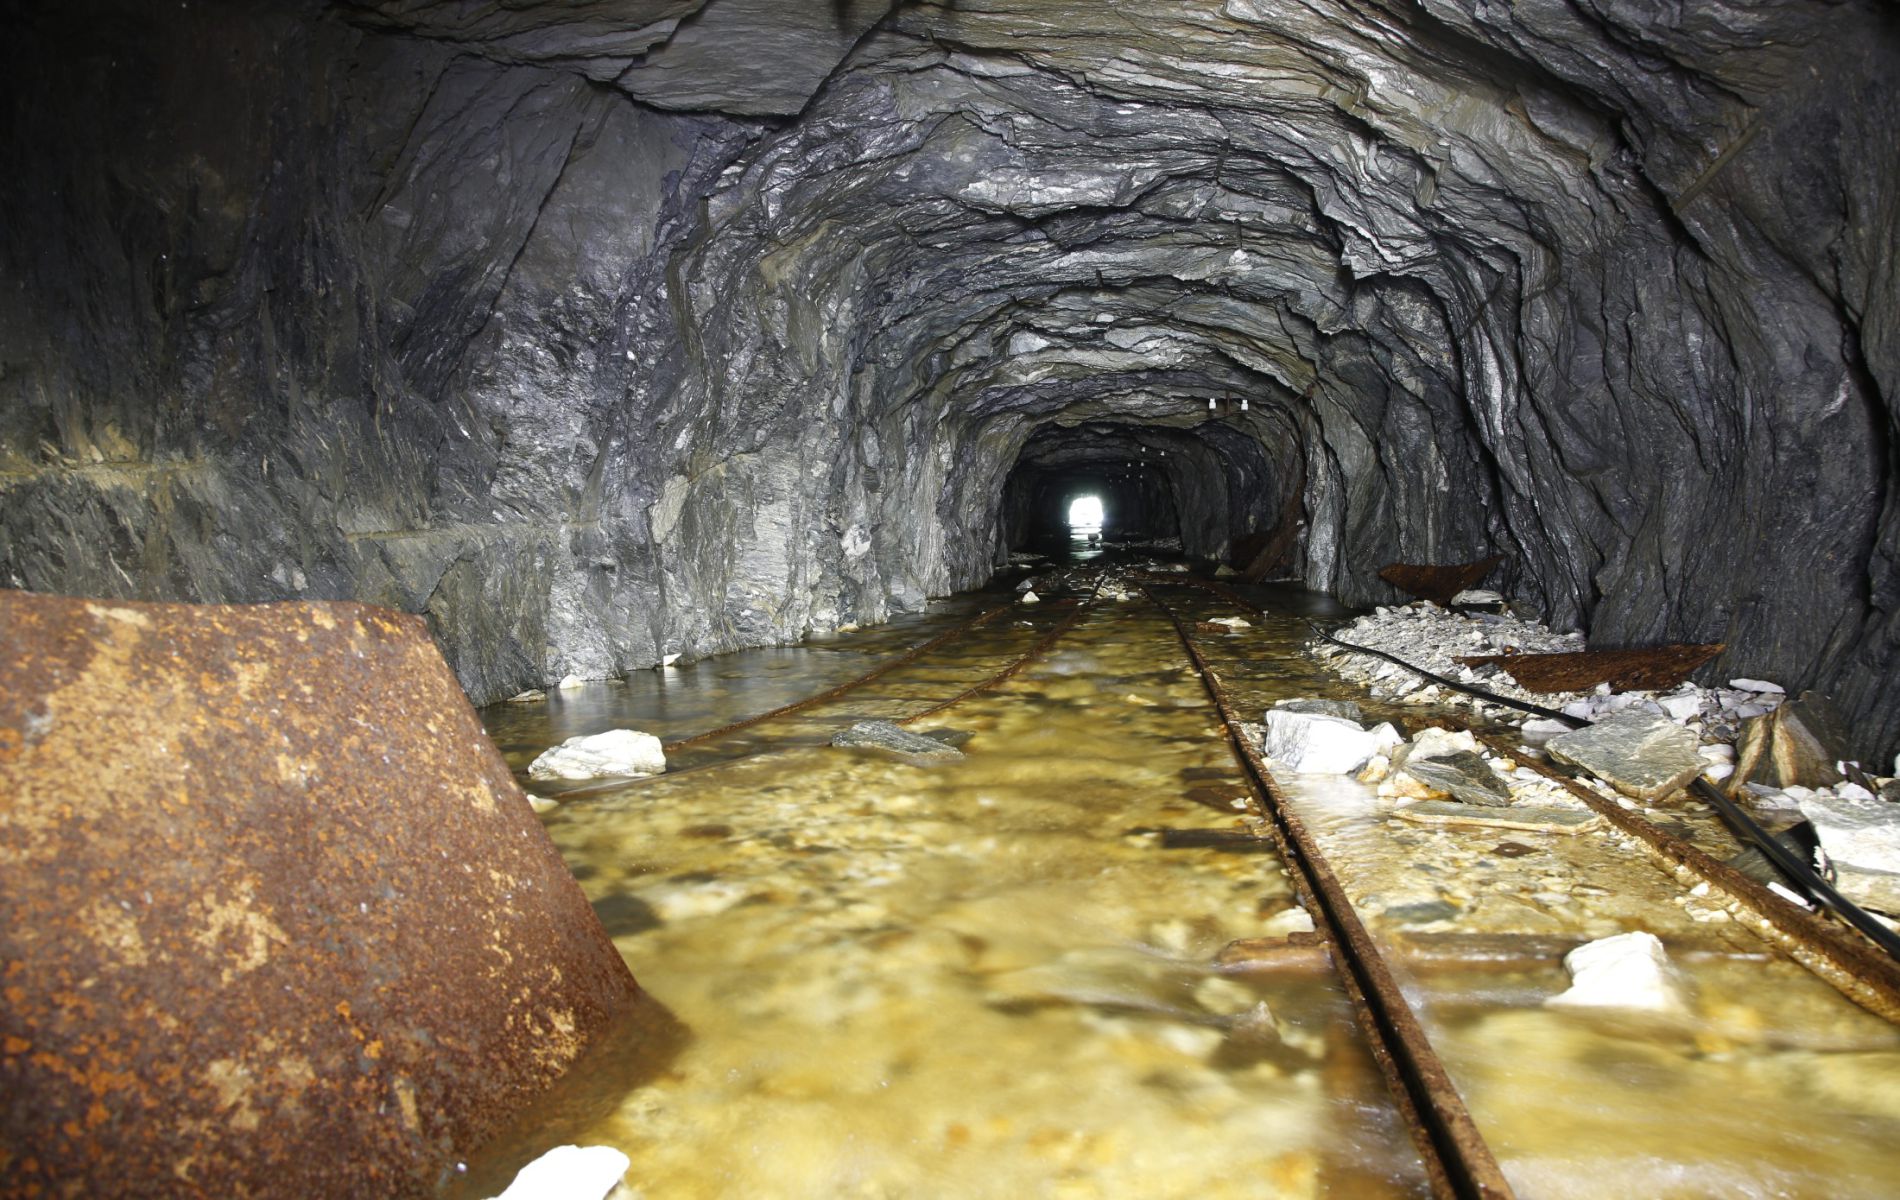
(1313, 623), (1900, 963)
(1309, 623), (1582, 727)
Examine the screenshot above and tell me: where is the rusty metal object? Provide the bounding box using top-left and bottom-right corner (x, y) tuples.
(1143, 585), (1516, 1200)
(1456, 644), (1724, 693)
(1470, 730), (1900, 1024)
(0, 591), (655, 1198)
(1378, 555), (1504, 605)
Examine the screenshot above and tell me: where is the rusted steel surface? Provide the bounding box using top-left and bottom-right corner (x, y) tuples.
(1471, 730), (1900, 1024)
(662, 601), (1011, 753)
(1457, 644), (1724, 693)
(0, 591), (652, 1198)
(1378, 556), (1504, 605)
(1143, 586), (1516, 1200)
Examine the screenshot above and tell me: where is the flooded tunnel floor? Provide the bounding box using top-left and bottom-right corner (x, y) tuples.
(478, 573), (1900, 1199)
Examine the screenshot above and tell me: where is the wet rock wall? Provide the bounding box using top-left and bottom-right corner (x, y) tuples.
(2, 1), (1896, 759)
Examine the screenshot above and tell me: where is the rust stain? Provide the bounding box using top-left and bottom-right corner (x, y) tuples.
(0, 589), (651, 1198)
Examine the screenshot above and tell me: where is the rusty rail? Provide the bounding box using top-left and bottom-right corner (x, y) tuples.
(1142, 583), (1516, 1200)
(1469, 730), (1900, 1023)
(662, 601), (1013, 753)
(898, 571), (1107, 723)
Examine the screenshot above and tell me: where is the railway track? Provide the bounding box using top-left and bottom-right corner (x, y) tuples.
(1141, 582), (1516, 1200)
(508, 564), (1900, 1195)
(1142, 571), (1900, 1022)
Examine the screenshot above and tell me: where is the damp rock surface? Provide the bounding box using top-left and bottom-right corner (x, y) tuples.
(830, 719), (967, 763)
(1, 0), (1896, 766)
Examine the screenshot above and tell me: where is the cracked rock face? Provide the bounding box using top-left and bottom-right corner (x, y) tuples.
(2, 1), (1897, 758)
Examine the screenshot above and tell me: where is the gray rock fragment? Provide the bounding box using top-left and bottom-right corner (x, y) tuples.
(1396, 750), (1513, 807)
(831, 720), (965, 763)
(1545, 712), (1702, 802)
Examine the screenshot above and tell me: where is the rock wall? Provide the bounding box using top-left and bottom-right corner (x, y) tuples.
(3, 0), (1896, 759)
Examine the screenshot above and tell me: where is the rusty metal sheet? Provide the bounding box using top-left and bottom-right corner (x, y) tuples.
(1456, 643), (1724, 692)
(1378, 555), (1504, 605)
(0, 591), (652, 1198)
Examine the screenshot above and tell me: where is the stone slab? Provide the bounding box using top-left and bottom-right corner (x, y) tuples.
(830, 719), (965, 762)
(1545, 711), (1702, 802)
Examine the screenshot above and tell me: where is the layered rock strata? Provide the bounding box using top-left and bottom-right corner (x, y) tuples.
(3, 0), (1894, 757)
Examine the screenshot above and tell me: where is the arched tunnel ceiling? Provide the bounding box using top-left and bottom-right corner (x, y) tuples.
(2, 0), (1896, 755)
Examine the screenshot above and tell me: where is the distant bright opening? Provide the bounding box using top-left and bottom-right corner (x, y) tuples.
(1067, 494), (1104, 531)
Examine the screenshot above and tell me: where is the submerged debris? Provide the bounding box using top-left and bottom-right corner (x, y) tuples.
(1391, 800), (1600, 834)
(1545, 931), (1688, 1015)
(830, 719), (966, 764)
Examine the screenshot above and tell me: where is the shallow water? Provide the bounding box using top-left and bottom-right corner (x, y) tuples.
(475, 579), (1420, 1198)
(474, 572), (1900, 1199)
(1186, 590), (1900, 1199)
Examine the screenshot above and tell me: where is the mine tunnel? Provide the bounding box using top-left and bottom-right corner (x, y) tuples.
(4, 1), (1900, 1197)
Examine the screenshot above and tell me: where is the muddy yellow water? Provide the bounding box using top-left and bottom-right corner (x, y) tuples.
(477, 573), (1900, 1199)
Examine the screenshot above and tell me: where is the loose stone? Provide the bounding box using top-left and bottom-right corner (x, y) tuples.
(831, 719), (966, 764)
(1544, 711), (1701, 802)
(491, 1144), (631, 1200)
(1545, 931), (1687, 1014)
(528, 729), (667, 780)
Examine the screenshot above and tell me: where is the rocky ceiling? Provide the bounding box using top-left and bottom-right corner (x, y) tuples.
(2, 0), (1896, 757)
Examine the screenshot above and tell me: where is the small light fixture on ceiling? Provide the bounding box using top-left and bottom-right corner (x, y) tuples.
(1241, 398), (1249, 411)
(1207, 398), (1216, 410)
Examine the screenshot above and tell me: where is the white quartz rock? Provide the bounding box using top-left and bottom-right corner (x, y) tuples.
(493, 1145), (630, 1200)
(1729, 677), (1786, 694)
(1795, 786), (1900, 912)
(1657, 692), (1703, 722)
(1450, 589), (1503, 605)
(556, 673), (587, 690)
(1546, 931), (1687, 1014)
(1406, 726), (1479, 762)
(528, 730), (666, 781)
(1020, 590), (1040, 604)
(1263, 710), (1400, 774)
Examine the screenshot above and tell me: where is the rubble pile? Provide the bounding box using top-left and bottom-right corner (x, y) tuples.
(1306, 599), (1900, 917)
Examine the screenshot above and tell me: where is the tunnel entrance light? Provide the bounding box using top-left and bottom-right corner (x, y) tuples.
(1067, 494), (1104, 532)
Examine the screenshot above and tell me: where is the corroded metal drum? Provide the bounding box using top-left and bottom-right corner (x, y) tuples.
(0, 592), (646, 1198)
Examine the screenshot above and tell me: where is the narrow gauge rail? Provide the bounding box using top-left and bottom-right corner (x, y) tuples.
(1148, 569), (1900, 1020)
(1141, 582), (1517, 1200)
(534, 571), (1108, 800)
